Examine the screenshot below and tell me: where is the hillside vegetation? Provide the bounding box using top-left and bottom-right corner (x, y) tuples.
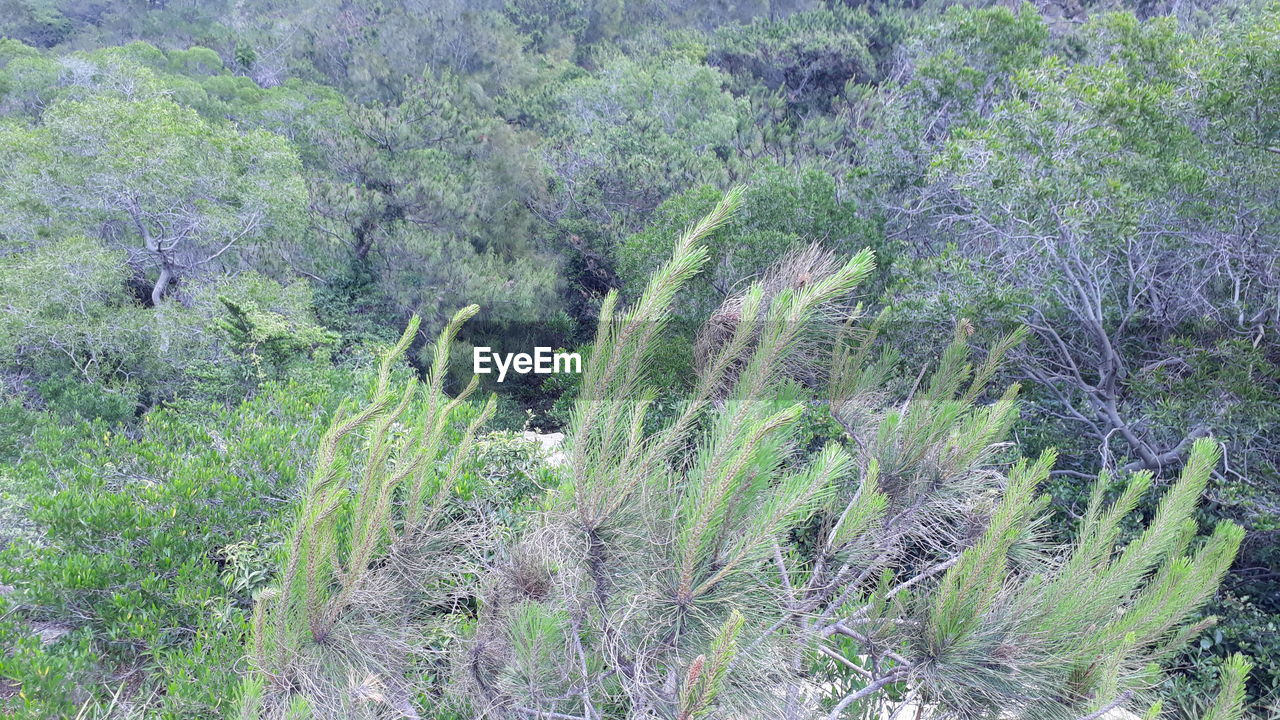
(0, 0), (1276, 718)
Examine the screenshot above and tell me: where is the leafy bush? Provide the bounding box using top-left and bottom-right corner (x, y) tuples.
(457, 431), (559, 528)
(0, 368), (368, 717)
(34, 376), (138, 424)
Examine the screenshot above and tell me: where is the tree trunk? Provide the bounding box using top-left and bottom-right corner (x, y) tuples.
(151, 264), (173, 305)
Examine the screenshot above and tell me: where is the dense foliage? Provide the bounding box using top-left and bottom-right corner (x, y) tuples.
(0, 0), (1275, 718)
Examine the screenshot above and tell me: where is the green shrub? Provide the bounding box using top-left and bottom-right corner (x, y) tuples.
(458, 431), (561, 530)
(0, 367), (368, 717)
(34, 377), (138, 424)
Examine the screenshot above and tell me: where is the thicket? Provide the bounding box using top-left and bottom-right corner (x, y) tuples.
(0, 0), (1276, 717)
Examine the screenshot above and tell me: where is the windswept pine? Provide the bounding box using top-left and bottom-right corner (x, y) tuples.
(238, 196), (1250, 720)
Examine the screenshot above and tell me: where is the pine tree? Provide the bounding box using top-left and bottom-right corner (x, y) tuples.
(240, 191), (1248, 720)
(239, 308), (496, 719)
